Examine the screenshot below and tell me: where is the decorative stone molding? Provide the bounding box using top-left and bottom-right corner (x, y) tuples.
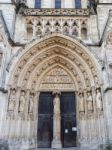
(23, 8), (90, 16)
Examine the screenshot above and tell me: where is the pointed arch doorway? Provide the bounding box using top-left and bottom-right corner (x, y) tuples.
(7, 34), (101, 150)
(37, 66), (77, 148)
(37, 91), (77, 148)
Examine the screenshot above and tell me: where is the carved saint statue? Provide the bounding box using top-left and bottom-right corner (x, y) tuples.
(79, 93), (85, 112)
(53, 94), (60, 115)
(29, 94), (34, 113)
(87, 91), (93, 112)
(19, 91), (26, 112)
(52, 92), (62, 146)
(96, 89), (103, 111)
(8, 89), (16, 111)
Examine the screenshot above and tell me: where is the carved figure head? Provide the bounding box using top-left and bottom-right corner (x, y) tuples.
(12, 89), (16, 95)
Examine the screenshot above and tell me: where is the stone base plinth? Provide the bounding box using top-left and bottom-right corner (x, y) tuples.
(52, 139), (62, 149)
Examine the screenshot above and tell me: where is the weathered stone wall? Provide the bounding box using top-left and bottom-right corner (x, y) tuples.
(0, 4), (16, 37)
(0, 1), (111, 150)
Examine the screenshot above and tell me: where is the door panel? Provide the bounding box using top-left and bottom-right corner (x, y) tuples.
(37, 92), (53, 148)
(61, 92), (77, 148)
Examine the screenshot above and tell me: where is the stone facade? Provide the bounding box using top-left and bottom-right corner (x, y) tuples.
(0, 0), (112, 150)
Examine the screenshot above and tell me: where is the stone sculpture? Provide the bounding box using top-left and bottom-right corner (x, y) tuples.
(87, 91), (93, 112)
(29, 94), (34, 113)
(96, 89), (103, 111)
(19, 91), (26, 112)
(79, 93), (85, 112)
(8, 89), (16, 111)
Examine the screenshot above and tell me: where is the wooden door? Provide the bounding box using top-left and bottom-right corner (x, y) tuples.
(37, 92), (53, 148)
(61, 92), (77, 147)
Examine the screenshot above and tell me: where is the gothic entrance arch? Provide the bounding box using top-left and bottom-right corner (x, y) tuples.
(37, 66), (77, 148)
(7, 34), (103, 149)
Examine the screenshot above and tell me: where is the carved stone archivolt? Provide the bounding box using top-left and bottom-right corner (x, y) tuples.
(7, 35), (102, 120)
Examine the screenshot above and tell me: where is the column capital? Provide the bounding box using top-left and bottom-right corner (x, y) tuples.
(52, 90), (61, 96)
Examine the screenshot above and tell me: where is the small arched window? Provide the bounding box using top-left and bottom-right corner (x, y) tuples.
(75, 0), (81, 9)
(35, 0), (41, 8)
(55, 0), (61, 9)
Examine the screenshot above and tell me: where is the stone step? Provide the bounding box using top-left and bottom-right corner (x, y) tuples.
(34, 148), (92, 150)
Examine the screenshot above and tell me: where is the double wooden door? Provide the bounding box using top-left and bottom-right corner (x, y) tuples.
(37, 92), (77, 148)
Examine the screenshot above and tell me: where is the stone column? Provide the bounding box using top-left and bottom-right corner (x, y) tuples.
(52, 91), (62, 149)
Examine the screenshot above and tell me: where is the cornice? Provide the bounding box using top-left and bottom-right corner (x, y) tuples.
(22, 8), (90, 17)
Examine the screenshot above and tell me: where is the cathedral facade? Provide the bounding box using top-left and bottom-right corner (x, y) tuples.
(0, 0), (112, 149)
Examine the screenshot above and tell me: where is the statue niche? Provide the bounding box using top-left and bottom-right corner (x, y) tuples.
(87, 91), (93, 112)
(8, 89), (16, 111)
(79, 93), (85, 113)
(96, 88), (103, 111)
(19, 91), (26, 112)
(28, 93), (34, 113)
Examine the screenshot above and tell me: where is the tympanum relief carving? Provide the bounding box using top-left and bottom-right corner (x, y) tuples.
(40, 67), (75, 90)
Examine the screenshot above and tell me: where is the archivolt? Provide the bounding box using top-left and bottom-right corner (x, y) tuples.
(7, 34), (102, 92)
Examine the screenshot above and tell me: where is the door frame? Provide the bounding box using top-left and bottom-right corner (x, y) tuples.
(36, 90), (79, 148)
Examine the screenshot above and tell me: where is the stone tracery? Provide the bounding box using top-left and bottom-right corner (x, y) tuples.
(25, 17), (88, 41)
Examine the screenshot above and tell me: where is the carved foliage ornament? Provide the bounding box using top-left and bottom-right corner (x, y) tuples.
(23, 8), (89, 16)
